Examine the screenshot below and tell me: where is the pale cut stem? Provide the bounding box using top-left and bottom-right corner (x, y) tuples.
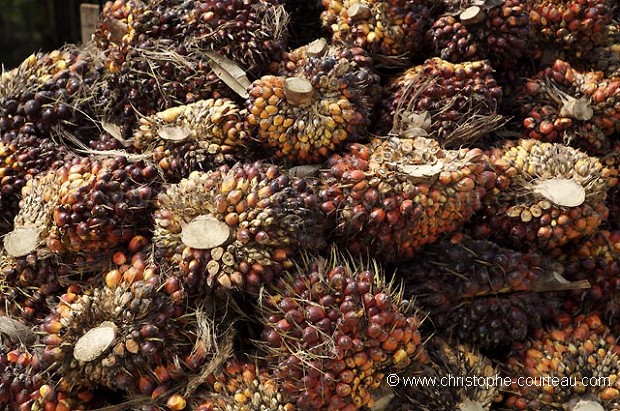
(534, 178), (586, 208)
(73, 321), (117, 362)
(305, 38), (328, 58)
(181, 215), (232, 250)
(3, 227), (41, 257)
(347, 3), (371, 21)
(569, 399), (605, 411)
(460, 6), (486, 25)
(283, 77), (314, 107)
(459, 399), (485, 411)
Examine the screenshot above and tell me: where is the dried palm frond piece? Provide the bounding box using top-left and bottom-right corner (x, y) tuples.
(483, 139), (613, 250)
(153, 162), (325, 296)
(257, 252), (425, 410)
(381, 58), (503, 147)
(503, 313), (620, 411)
(133, 98), (250, 181)
(518, 59), (620, 155)
(319, 137), (494, 262)
(387, 340), (499, 411)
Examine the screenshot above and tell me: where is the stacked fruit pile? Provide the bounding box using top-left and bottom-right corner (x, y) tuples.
(1, 0), (620, 410)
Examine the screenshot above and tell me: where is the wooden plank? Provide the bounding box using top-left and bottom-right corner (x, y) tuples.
(80, 3), (100, 44)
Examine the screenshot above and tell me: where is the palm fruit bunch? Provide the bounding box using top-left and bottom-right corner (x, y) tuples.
(39, 271), (194, 397)
(601, 142), (620, 228)
(518, 59), (620, 154)
(245, 44), (377, 164)
(387, 340), (499, 411)
(132, 98), (250, 182)
(480, 139), (613, 250)
(320, 0), (433, 58)
(585, 21), (620, 81)
(35, 156), (158, 255)
(318, 137), (494, 262)
(399, 236), (569, 348)
(101, 39), (233, 136)
(258, 252), (425, 410)
(192, 357), (294, 411)
(380, 58), (503, 146)
(503, 313), (620, 410)
(92, 0), (146, 72)
(427, 0), (532, 71)
(0, 249), (97, 324)
(130, 0), (288, 75)
(0, 46), (105, 144)
(153, 162), (325, 296)
(0, 135), (72, 236)
(0, 170), (110, 323)
(553, 230), (620, 323)
(528, 0), (613, 61)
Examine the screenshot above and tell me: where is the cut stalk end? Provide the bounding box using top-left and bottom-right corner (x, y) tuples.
(560, 97), (594, 121)
(74, 321), (117, 362)
(460, 6), (486, 25)
(458, 399), (485, 411)
(400, 162), (444, 179)
(569, 399), (605, 411)
(306, 38), (328, 58)
(284, 77), (314, 107)
(158, 125), (191, 142)
(3, 227), (41, 257)
(347, 3), (371, 21)
(534, 178), (585, 207)
(182, 215), (232, 250)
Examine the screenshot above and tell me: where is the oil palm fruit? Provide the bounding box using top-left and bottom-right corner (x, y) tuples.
(39, 274), (192, 395)
(503, 313), (620, 410)
(399, 236), (572, 348)
(13, 156), (159, 255)
(482, 139), (613, 250)
(246, 42), (378, 164)
(555, 230), (620, 324)
(0, 136), (72, 236)
(320, 0), (434, 58)
(518, 59), (620, 155)
(192, 357), (294, 411)
(380, 58), (503, 147)
(387, 340), (499, 411)
(318, 137), (493, 262)
(528, 0), (612, 60)
(258, 252), (425, 410)
(153, 162), (325, 296)
(93, 0), (146, 72)
(428, 0), (532, 70)
(130, 0), (288, 75)
(102, 39), (232, 136)
(0, 46), (106, 144)
(133, 98), (250, 182)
